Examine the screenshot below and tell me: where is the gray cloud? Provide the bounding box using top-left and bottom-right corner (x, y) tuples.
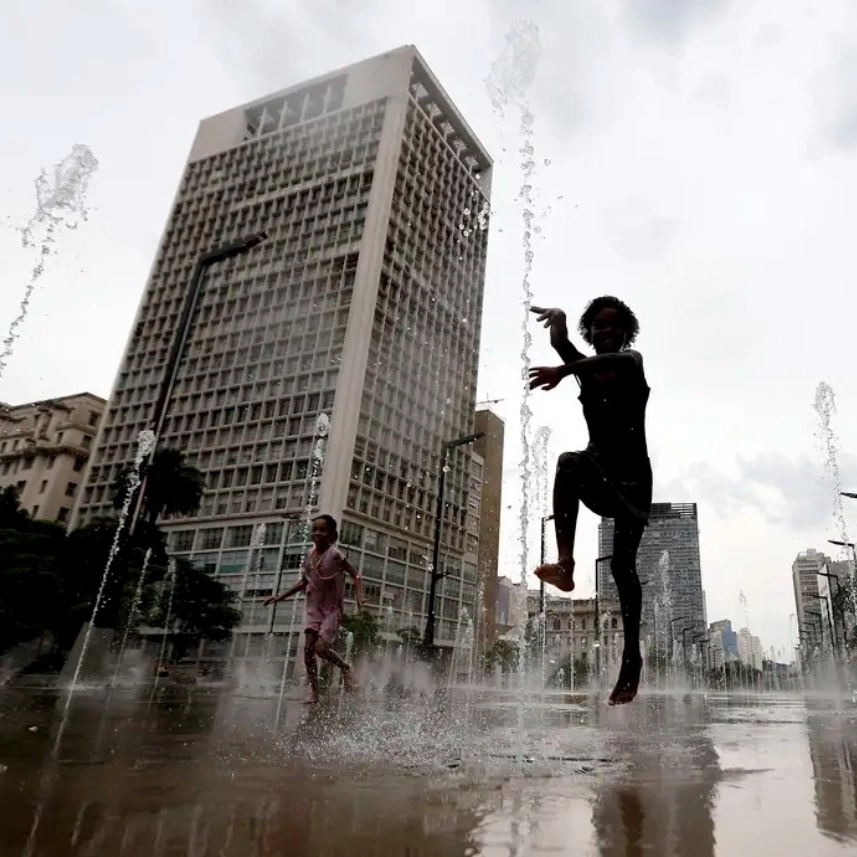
(814, 47), (857, 150)
(668, 452), (857, 530)
(623, 0), (732, 43)
(204, 0), (368, 93)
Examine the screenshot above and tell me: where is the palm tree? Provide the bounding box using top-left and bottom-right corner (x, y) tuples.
(112, 447), (205, 526)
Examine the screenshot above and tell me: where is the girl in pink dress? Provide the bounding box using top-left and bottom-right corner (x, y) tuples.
(264, 515), (364, 704)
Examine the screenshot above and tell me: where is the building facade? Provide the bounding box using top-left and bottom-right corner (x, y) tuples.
(474, 409), (504, 646)
(599, 502), (705, 649)
(737, 627), (764, 672)
(0, 393), (105, 523)
(708, 619), (738, 670)
(70, 47), (492, 668)
(526, 592), (626, 681)
(792, 548), (830, 649)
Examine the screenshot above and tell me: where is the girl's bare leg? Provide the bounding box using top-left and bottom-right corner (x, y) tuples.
(304, 631), (320, 703)
(315, 638), (355, 689)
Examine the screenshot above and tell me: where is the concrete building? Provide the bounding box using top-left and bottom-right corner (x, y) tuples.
(737, 627), (764, 672)
(793, 548), (829, 618)
(526, 592), (626, 680)
(708, 619), (738, 670)
(474, 409), (504, 646)
(0, 393), (105, 523)
(495, 575), (527, 639)
(70, 47), (492, 668)
(599, 502), (705, 649)
(792, 548), (830, 650)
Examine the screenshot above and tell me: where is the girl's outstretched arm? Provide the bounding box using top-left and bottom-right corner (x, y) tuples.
(531, 306), (587, 364)
(529, 351), (644, 392)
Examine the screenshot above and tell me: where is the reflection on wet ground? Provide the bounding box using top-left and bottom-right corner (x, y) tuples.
(0, 685), (855, 855)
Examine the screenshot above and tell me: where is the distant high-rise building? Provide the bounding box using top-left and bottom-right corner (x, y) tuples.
(792, 549), (830, 647)
(71, 46), (493, 667)
(0, 392), (105, 523)
(599, 503), (704, 647)
(473, 409), (504, 646)
(709, 618), (738, 670)
(737, 627), (764, 672)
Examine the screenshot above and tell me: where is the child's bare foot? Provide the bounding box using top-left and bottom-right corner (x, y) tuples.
(608, 653), (642, 706)
(534, 558), (575, 592)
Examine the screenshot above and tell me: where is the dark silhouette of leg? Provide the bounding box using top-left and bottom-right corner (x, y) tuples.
(608, 515), (645, 706)
(535, 451), (583, 591)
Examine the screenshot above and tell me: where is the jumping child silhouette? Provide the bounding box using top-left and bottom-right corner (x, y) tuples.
(529, 297), (651, 705)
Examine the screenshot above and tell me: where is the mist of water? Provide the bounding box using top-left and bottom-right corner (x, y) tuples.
(302, 413), (330, 537)
(240, 524), (267, 661)
(1, 144), (98, 381)
(64, 429), (155, 702)
(813, 382), (851, 554)
(485, 20), (542, 600)
(150, 559), (177, 701)
(111, 547), (152, 686)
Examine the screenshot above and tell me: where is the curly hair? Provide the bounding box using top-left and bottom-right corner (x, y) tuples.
(578, 296), (640, 347)
(312, 514), (339, 542)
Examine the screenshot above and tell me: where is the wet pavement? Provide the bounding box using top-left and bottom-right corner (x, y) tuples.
(0, 684), (855, 855)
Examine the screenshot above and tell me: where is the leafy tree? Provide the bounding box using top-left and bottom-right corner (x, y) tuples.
(396, 626), (423, 649)
(0, 499), (240, 665)
(0, 485), (29, 529)
(112, 447), (205, 528)
(340, 610), (380, 657)
(0, 517), (65, 653)
(482, 638), (519, 673)
(147, 558), (240, 662)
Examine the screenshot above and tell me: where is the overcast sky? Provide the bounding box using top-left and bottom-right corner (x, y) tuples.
(2, 0), (857, 655)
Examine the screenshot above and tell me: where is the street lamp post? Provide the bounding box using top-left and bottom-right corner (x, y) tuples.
(423, 431), (485, 653)
(128, 232), (267, 538)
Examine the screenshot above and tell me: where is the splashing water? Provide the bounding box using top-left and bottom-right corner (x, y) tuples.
(531, 426), (553, 529)
(813, 382), (851, 552)
(150, 559), (177, 701)
(656, 550), (673, 654)
(1, 144), (98, 380)
(111, 547), (152, 686)
(485, 20), (542, 608)
(301, 413), (330, 539)
(64, 429), (155, 701)
(239, 524), (267, 660)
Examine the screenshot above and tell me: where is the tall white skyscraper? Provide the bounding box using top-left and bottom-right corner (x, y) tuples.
(71, 46), (494, 667)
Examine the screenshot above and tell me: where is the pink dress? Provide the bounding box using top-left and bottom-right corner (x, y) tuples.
(302, 546), (346, 643)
